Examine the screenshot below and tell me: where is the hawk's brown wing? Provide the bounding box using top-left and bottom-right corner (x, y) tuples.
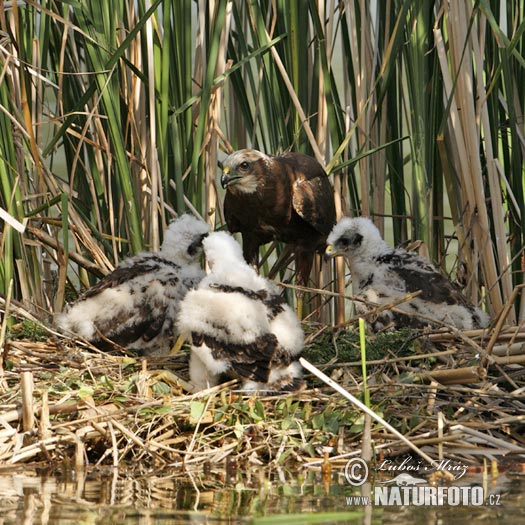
(279, 153), (336, 236)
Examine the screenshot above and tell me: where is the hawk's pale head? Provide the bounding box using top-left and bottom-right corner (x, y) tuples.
(220, 149), (271, 194)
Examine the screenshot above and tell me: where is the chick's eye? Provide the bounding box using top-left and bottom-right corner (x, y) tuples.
(239, 161), (249, 170)
(339, 238), (349, 247)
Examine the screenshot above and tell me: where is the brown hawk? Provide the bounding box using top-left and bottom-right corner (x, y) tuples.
(325, 217), (490, 331)
(220, 149), (336, 314)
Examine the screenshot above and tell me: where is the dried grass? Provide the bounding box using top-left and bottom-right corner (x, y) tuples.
(1, 299), (524, 475)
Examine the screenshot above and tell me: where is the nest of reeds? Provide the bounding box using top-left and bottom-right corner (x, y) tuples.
(1, 298), (524, 477)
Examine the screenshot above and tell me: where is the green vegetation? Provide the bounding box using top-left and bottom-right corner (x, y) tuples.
(0, 1), (523, 324)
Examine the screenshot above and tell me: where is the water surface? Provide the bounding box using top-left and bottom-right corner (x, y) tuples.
(0, 466), (522, 524)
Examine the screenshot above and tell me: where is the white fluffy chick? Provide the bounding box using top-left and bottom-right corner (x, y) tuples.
(325, 217), (490, 331)
(56, 214), (210, 354)
(177, 231), (305, 393)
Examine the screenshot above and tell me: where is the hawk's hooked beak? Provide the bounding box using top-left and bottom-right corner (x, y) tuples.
(220, 166), (231, 188)
(220, 166), (242, 189)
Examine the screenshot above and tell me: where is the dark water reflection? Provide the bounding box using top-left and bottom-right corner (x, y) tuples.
(0, 466), (523, 525)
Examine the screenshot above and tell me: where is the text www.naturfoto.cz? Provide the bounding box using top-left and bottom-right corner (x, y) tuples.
(346, 486), (492, 507)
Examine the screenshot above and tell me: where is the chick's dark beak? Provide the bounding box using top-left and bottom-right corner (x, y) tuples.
(187, 232), (209, 256)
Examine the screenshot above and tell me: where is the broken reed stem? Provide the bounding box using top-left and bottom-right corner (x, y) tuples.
(438, 412), (444, 462)
(75, 431), (86, 471)
(491, 354), (525, 365)
(20, 371), (35, 432)
(482, 343), (524, 357)
(426, 366), (487, 385)
(299, 357), (454, 479)
(0, 400), (79, 425)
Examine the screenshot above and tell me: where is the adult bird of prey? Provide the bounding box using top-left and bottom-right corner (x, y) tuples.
(177, 231), (305, 393)
(220, 149), (336, 315)
(325, 217), (490, 331)
(56, 214), (210, 354)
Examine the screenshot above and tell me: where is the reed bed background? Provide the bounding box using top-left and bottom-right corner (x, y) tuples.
(0, 0), (523, 326)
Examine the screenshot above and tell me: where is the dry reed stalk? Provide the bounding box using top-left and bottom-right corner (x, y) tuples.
(377, 432), (466, 450)
(20, 372), (34, 433)
(205, 5), (232, 231)
(449, 424), (525, 454)
(437, 412), (444, 462)
(493, 415), (525, 426)
(265, 29), (323, 163)
(435, 6), (506, 319)
(321, 348), (458, 369)
(492, 354), (525, 366)
(0, 401), (79, 426)
(469, 6), (514, 309)
(491, 343), (525, 357)
(427, 326), (525, 350)
(144, 3), (160, 250)
(74, 431), (85, 471)
(27, 226), (106, 278)
(39, 390), (51, 441)
(427, 366), (487, 385)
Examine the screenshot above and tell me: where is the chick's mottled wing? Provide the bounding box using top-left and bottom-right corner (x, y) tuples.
(75, 257), (188, 350)
(192, 332), (292, 383)
(379, 250), (470, 307)
(95, 302), (167, 348)
(280, 153), (335, 236)
(90, 276), (177, 348)
(82, 255), (179, 299)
